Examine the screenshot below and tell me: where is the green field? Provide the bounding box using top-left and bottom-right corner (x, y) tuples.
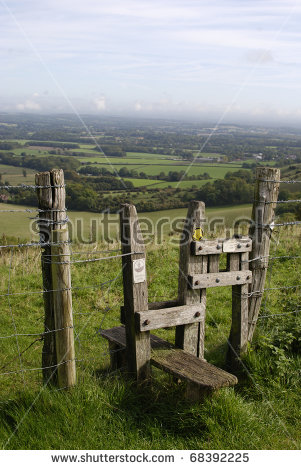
(0, 164), (35, 185)
(0, 202), (252, 242)
(0, 227), (300, 449)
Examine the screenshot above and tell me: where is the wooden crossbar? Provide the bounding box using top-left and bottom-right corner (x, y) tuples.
(192, 238), (252, 255)
(189, 270), (252, 289)
(136, 304), (205, 332)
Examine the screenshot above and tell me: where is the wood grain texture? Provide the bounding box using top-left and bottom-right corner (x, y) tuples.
(192, 238), (252, 255)
(101, 326), (237, 393)
(136, 304), (205, 331)
(176, 201), (207, 358)
(248, 167), (280, 342)
(35, 169), (67, 386)
(35, 171), (56, 385)
(120, 204), (151, 382)
(189, 270), (252, 289)
(51, 228), (76, 389)
(223, 238), (252, 253)
(192, 240), (223, 255)
(120, 299), (179, 325)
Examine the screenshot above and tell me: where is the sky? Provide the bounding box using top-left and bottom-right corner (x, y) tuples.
(1, 0), (301, 125)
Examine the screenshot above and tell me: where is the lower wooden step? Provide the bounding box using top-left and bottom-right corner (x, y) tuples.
(100, 326), (237, 391)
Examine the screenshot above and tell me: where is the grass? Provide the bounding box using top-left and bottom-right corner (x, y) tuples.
(0, 227), (300, 449)
(0, 164), (35, 185)
(0, 202), (252, 241)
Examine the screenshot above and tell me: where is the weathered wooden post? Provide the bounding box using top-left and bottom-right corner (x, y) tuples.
(176, 200), (207, 358)
(36, 169), (76, 388)
(248, 167), (280, 342)
(120, 204), (151, 383)
(51, 228), (76, 388)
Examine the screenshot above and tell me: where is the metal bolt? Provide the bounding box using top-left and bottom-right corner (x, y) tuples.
(199, 246), (203, 251)
(195, 280), (199, 285)
(246, 243), (250, 247)
(246, 275), (251, 280)
(195, 311), (201, 318)
(216, 244), (221, 250)
(237, 243), (242, 248)
(144, 319), (150, 326)
(216, 278), (220, 283)
(236, 276), (241, 281)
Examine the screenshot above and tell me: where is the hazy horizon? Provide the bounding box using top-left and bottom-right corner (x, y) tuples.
(1, 1), (301, 126)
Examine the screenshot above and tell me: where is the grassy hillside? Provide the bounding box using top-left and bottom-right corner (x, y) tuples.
(0, 227), (300, 450)
(0, 203), (252, 241)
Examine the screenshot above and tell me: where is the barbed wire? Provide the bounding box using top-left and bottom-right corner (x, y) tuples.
(0, 240), (71, 249)
(256, 221), (301, 228)
(34, 217), (69, 226)
(258, 308), (300, 319)
(43, 250), (144, 265)
(262, 199), (301, 204)
(0, 184), (65, 190)
(259, 179), (301, 184)
(0, 359), (81, 377)
(0, 208), (66, 213)
(244, 254), (301, 263)
(0, 326), (73, 340)
(0, 274), (121, 298)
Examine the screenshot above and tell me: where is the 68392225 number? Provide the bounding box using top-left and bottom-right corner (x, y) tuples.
(190, 452), (249, 463)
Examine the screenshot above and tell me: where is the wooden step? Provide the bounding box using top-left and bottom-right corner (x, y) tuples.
(100, 326), (237, 392)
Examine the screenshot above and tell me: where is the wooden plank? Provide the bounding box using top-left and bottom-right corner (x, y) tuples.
(152, 349), (238, 391)
(120, 299), (179, 324)
(101, 326), (238, 393)
(189, 270), (252, 289)
(192, 238), (252, 255)
(176, 201), (207, 358)
(51, 228), (76, 389)
(101, 326), (172, 351)
(136, 304), (205, 332)
(120, 204), (151, 382)
(192, 240), (223, 255)
(223, 238), (252, 253)
(248, 167), (280, 342)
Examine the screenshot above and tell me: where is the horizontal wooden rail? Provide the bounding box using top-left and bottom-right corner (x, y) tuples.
(192, 238), (252, 255)
(120, 299), (179, 324)
(136, 304), (205, 332)
(189, 271), (252, 289)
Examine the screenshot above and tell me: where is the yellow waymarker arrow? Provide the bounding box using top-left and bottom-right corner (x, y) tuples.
(192, 227), (203, 241)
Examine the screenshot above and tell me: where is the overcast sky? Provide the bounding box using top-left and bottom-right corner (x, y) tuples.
(1, 0), (301, 124)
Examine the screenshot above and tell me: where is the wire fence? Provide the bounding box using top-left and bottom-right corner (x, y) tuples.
(0, 179), (300, 394)
(0, 183), (131, 393)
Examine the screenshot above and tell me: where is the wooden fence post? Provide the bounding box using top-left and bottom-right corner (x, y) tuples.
(120, 204), (151, 383)
(248, 166), (280, 342)
(176, 201), (207, 358)
(35, 169), (75, 387)
(51, 228), (76, 389)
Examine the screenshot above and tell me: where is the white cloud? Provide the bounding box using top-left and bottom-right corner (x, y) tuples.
(94, 96), (106, 111)
(16, 100), (41, 111)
